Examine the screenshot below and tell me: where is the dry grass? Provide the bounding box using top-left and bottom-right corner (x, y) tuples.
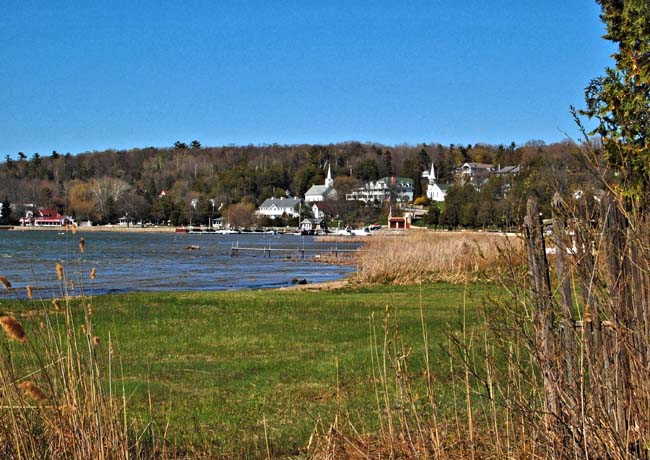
(308, 293), (514, 460)
(352, 231), (523, 284)
(0, 238), (160, 459)
(309, 193), (650, 460)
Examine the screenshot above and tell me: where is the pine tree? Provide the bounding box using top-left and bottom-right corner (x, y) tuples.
(1, 197), (12, 224)
(579, 0), (650, 204)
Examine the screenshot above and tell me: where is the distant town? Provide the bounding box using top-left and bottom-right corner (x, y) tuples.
(0, 140), (592, 232)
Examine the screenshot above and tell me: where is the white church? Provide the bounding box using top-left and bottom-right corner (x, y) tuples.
(422, 164), (448, 202)
(304, 164), (338, 203)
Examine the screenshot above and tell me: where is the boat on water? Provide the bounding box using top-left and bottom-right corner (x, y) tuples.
(334, 226), (373, 236)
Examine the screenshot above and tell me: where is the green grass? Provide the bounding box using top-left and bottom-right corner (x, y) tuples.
(1, 283), (497, 458)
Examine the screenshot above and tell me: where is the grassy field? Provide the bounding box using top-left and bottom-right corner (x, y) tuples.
(1, 283), (496, 458)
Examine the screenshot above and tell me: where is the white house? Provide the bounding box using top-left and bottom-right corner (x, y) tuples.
(346, 176), (414, 203)
(257, 197), (302, 219)
(304, 164), (338, 203)
(422, 164), (448, 202)
(459, 162), (493, 185)
(299, 218), (324, 232)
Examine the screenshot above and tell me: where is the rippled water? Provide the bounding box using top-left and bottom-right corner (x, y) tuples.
(0, 231), (359, 298)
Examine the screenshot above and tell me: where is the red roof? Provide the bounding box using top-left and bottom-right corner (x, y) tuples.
(39, 209), (62, 218)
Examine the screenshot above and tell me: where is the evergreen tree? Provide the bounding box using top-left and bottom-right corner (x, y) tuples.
(383, 150), (393, 177)
(579, 0), (650, 204)
(1, 197), (12, 224)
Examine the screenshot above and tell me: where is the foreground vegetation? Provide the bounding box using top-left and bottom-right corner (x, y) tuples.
(353, 230), (522, 284)
(0, 283), (496, 458)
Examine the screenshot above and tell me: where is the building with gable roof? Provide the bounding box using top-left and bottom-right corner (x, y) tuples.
(256, 196), (302, 219)
(20, 209), (74, 227)
(346, 176), (414, 203)
(422, 164), (448, 202)
(304, 164), (338, 203)
(459, 162), (493, 185)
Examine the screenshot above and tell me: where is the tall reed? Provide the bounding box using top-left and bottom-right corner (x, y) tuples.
(308, 283), (519, 460)
(353, 231), (522, 285)
(310, 191), (650, 460)
(0, 234), (158, 459)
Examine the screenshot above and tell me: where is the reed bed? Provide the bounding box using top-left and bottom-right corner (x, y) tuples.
(311, 196), (650, 460)
(307, 287), (520, 460)
(0, 234), (160, 459)
(352, 231), (522, 284)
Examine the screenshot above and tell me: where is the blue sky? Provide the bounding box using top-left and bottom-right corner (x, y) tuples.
(1, 1), (615, 157)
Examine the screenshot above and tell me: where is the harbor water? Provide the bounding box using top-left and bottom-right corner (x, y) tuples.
(0, 231), (360, 299)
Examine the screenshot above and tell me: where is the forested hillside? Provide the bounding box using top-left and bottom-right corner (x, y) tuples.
(0, 139), (593, 227)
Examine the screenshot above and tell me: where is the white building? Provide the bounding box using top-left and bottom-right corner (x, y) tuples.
(346, 176), (414, 203)
(312, 203), (324, 219)
(422, 164), (448, 202)
(459, 162), (493, 185)
(299, 218), (324, 232)
(257, 197), (302, 219)
(304, 164), (338, 203)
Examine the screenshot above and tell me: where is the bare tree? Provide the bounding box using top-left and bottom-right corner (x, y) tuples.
(89, 177), (130, 219)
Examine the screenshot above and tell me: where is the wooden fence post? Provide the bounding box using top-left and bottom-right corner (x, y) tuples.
(524, 198), (559, 420)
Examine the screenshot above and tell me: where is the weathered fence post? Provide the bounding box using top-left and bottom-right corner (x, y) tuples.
(524, 198), (559, 421)
(551, 193), (577, 392)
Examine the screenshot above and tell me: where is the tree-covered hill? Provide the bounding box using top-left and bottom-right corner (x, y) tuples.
(0, 139), (590, 226)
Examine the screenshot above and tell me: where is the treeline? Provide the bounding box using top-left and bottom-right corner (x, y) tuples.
(427, 147), (597, 229)
(0, 140), (592, 227)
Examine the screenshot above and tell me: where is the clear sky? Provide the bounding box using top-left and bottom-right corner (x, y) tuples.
(1, 1), (615, 157)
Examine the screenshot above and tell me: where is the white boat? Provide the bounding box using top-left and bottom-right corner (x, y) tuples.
(351, 228), (371, 236)
(334, 227), (372, 236)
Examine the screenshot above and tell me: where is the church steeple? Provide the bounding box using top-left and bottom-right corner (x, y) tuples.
(325, 163), (334, 188)
(429, 163), (436, 182)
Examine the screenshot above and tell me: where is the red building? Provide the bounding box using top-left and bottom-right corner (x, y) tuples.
(20, 209), (74, 227)
(387, 208), (412, 229)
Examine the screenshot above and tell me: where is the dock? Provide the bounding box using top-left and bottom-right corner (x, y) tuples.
(230, 241), (367, 259)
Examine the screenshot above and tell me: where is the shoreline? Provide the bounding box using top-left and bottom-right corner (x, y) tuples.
(276, 277), (355, 292)
(11, 225), (179, 233)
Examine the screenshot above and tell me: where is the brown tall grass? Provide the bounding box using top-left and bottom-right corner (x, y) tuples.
(311, 190), (650, 460)
(353, 231), (522, 284)
(309, 288), (517, 460)
(0, 236), (159, 459)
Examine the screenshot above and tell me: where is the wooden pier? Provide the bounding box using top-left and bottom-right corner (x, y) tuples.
(230, 242), (366, 259)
